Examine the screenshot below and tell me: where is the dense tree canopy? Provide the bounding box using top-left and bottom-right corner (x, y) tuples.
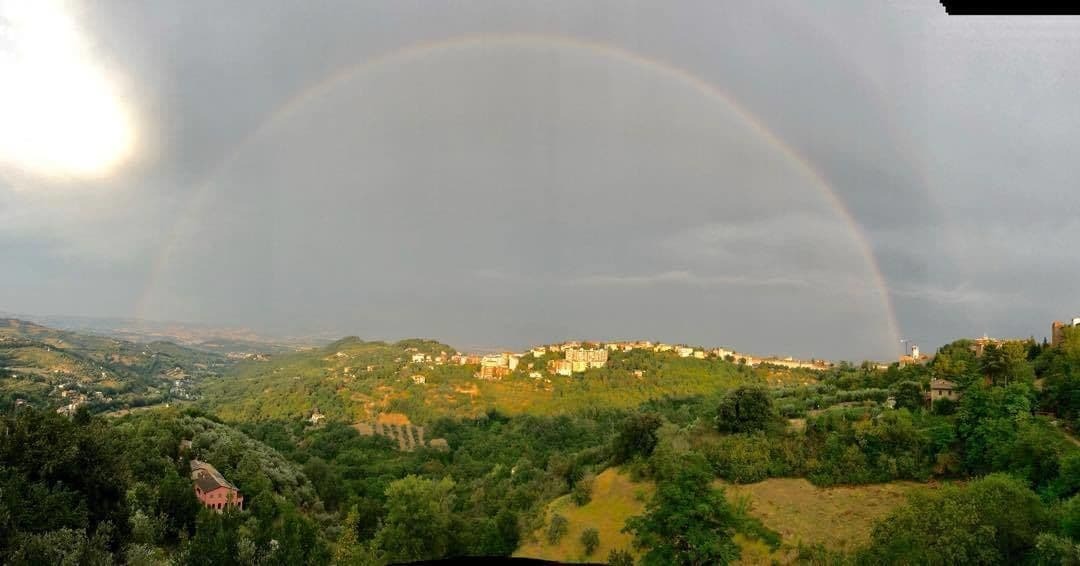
(715, 385), (777, 434)
(625, 455), (740, 565)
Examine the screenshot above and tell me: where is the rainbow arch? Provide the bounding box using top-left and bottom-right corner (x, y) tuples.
(135, 32), (901, 351)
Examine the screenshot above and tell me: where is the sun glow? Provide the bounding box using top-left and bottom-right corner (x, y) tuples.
(0, 0), (136, 179)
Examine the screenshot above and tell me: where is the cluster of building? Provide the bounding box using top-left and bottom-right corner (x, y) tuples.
(548, 347), (610, 376)
(54, 385), (114, 416)
(225, 351), (270, 361)
(400, 338), (835, 384)
(410, 350), (454, 365)
(453, 339), (831, 380)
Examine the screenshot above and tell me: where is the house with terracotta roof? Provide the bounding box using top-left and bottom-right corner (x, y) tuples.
(190, 460), (243, 512)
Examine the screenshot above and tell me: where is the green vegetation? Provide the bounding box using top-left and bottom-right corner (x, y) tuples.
(624, 454), (740, 565)
(198, 339), (750, 422)
(0, 318), (228, 413)
(0, 406), (327, 564)
(7, 321), (1080, 563)
(580, 527), (600, 556)
(546, 514), (569, 545)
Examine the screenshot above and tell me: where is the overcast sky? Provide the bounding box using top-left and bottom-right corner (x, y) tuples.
(2, 1), (1079, 360)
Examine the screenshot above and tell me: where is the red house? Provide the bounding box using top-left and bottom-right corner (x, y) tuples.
(190, 460), (243, 512)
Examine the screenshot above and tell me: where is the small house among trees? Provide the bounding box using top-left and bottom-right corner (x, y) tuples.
(926, 379), (960, 408)
(190, 460), (243, 512)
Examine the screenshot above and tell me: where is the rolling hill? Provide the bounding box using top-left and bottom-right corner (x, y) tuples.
(0, 318), (230, 412)
(197, 337), (755, 423)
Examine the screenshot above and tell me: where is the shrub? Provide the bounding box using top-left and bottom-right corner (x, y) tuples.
(716, 386), (778, 434)
(612, 413), (663, 463)
(546, 514), (568, 545)
(1034, 533), (1080, 564)
(891, 381), (924, 412)
(1062, 494), (1080, 541)
(607, 548), (634, 566)
(580, 527), (600, 556)
(571, 473), (595, 506)
(861, 473), (1049, 564)
(932, 397), (957, 415)
(705, 433), (772, 484)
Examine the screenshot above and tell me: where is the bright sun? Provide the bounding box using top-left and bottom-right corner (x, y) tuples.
(0, 0), (136, 179)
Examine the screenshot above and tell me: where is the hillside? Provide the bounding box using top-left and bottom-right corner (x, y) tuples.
(6, 329), (1080, 564)
(515, 468), (930, 564)
(0, 318), (229, 412)
(515, 468), (652, 562)
(0, 312), (317, 355)
(198, 338), (757, 423)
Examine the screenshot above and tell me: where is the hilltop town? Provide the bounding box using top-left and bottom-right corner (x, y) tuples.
(412, 339), (834, 382)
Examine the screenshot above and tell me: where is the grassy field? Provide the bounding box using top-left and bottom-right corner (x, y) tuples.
(515, 468), (653, 563)
(723, 478), (930, 562)
(516, 469), (930, 564)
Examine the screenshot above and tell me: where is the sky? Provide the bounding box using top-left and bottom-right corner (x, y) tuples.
(2, 0), (1079, 361)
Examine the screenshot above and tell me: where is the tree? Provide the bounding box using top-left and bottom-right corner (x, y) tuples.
(981, 345), (1010, 386)
(1034, 533), (1080, 565)
(624, 455), (740, 565)
(373, 475), (456, 562)
(328, 505), (380, 566)
(333, 506), (363, 565)
(185, 511), (238, 566)
(891, 380), (924, 412)
(492, 509), (520, 556)
(860, 473), (1048, 564)
(581, 527), (600, 556)
(613, 413), (663, 463)
(931, 397), (957, 416)
(546, 514), (569, 545)
(716, 386), (777, 434)
(7, 523), (115, 566)
(158, 467), (200, 542)
(956, 383), (1035, 475)
(1061, 494), (1080, 541)
(572, 473), (595, 506)
(302, 456), (345, 511)
(931, 340), (978, 382)
(272, 505), (329, 565)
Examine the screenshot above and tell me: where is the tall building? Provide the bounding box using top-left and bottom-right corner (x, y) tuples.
(1052, 319), (1079, 347)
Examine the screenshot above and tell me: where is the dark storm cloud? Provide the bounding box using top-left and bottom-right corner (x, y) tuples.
(3, 1), (1080, 360)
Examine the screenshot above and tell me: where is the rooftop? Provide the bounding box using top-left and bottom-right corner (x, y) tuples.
(190, 459), (239, 492)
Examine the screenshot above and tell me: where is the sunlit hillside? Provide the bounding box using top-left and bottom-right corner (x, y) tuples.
(0, 318), (228, 412)
(198, 338), (758, 423)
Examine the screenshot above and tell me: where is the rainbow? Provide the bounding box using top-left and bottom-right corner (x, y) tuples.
(135, 32), (901, 351)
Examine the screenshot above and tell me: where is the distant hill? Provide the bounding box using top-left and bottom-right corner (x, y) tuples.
(0, 318), (231, 412)
(0, 312), (327, 354)
(198, 337), (753, 423)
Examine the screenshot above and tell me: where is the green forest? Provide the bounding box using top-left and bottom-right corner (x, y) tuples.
(6, 324), (1080, 564)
